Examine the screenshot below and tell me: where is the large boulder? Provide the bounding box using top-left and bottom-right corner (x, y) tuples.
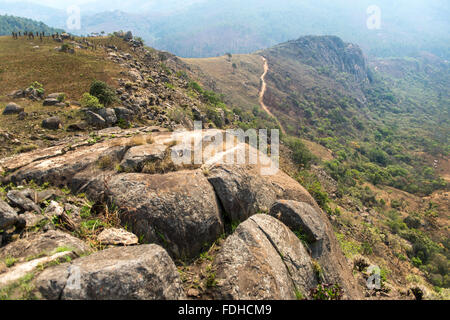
(2, 103), (24, 115)
(207, 164), (320, 222)
(214, 215), (317, 300)
(97, 108), (117, 126)
(124, 31), (133, 41)
(106, 170), (224, 259)
(47, 93), (66, 100)
(0, 199), (20, 230)
(0, 230), (90, 261)
(207, 165), (278, 222)
(42, 116), (62, 130)
(114, 107), (134, 121)
(85, 110), (106, 128)
(269, 199), (361, 299)
(34, 244), (186, 300)
(119, 143), (167, 172)
(270, 200), (326, 257)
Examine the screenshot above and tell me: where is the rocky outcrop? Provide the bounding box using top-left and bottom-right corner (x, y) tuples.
(214, 215), (317, 300)
(106, 170), (224, 259)
(0, 230), (90, 261)
(207, 164), (320, 222)
(268, 36), (369, 83)
(0, 128), (361, 299)
(269, 199), (361, 299)
(8, 139), (129, 187)
(34, 244), (185, 300)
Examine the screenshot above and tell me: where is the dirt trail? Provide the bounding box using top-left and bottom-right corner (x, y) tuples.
(259, 56), (286, 134)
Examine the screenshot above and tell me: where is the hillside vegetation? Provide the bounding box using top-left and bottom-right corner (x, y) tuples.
(0, 15), (63, 35)
(183, 35), (450, 297)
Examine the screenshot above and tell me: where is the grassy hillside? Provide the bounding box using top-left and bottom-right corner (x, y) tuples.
(0, 35), (126, 156)
(182, 54), (263, 109)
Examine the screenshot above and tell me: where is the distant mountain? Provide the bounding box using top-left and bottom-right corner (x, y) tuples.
(145, 0), (450, 58)
(0, 0), (448, 59)
(0, 14), (64, 35)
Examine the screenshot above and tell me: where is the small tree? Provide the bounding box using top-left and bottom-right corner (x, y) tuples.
(81, 93), (103, 109)
(89, 80), (117, 107)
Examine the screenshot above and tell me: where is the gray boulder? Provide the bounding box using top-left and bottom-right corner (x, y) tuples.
(6, 189), (41, 213)
(17, 111), (27, 120)
(42, 116), (62, 130)
(97, 108), (117, 126)
(119, 143), (167, 172)
(114, 107), (134, 121)
(269, 200), (361, 299)
(214, 215), (317, 300)
(0, 199), (19, 230)
(43, 98), (59, 106)
(47, 93), (66, 100)
(106, 170), (224, 259)
(124, 31), (133, 41)
(85, 110), (106, 127)
(34, 244), (186, 300)
(2, 103), (24, 115)
(97, 228), (139, 246)
(270, 200), (326, 257)
(207, 165), (278, 222)
(207, 164), (324, 223)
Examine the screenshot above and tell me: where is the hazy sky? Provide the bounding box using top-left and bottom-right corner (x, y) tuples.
(13, 0), (94, 8)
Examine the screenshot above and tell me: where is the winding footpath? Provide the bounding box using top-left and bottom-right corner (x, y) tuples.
(259, 56), (286, 135)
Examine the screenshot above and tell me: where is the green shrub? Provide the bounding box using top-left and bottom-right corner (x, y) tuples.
(412, 256), (423, 267)
(28, 81), (44, 95)
(81, 93), (103, 109)
(89, 80), (117, 107)
(285, 137), (316, 168)
(311, 283), (343, 300)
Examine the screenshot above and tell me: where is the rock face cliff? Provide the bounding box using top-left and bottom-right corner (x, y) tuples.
(264, 36), (369, 84)
(0, 126), (361, 300)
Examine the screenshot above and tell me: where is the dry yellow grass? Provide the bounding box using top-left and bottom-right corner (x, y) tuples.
(182, 54), (263, 109)
(0, 36), (123, 98)
(0, 35), (131, 157)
